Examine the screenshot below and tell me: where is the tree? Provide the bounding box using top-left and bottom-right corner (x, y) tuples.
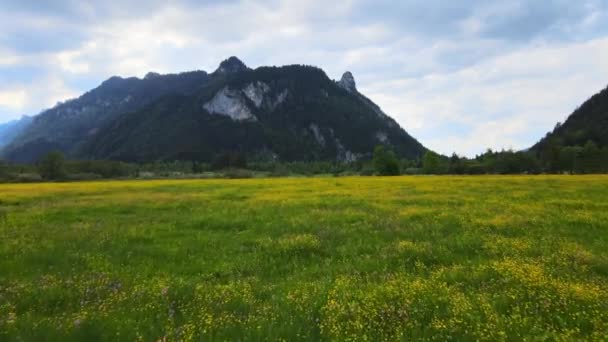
(580, 140), (601, 173)
(0, 160), (8, 180)
(372, 145), (400, 176)
(602, 147), (608, 173)
(191, 160), (203, 173)
(558, 146), (582, 174)
(212, 152), (247, 170)
(539, 137), (562, 173)
(448, 153), (465, 174)
(494, 150), (526, 174)
(38, 151), (66, 180)
(478, 148), (497, 173)
(515, 151), (541, 174)
(422, 151), (446, 174)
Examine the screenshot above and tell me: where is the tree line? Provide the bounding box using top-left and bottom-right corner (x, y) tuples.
(373, 141), (608, 175)
(1, 141), (607, 182)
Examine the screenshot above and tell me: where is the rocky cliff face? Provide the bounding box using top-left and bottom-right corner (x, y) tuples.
(203, 87), (257, 121)
(338, 71), (357, 92)
(202, 80), (291, 122)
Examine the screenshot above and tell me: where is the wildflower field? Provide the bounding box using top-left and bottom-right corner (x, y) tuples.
(1, 176), (607, 340)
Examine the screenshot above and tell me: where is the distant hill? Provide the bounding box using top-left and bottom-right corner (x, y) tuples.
(533, 84), (608, 150)
(2, 57), (427, 163)
(529, 84), (608, 173)
(2, 70), (210, 163)
(0, 116), (32, 148)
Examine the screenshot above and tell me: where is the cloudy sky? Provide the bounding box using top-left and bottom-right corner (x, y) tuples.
(1, 0), (608, 156)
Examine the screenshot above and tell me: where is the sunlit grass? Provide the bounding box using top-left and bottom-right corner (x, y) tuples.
(1, 176), (607, 340)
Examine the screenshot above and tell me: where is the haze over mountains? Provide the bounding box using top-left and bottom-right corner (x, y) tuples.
(0, 116), (32, 148)
(0, 57), (426, 163)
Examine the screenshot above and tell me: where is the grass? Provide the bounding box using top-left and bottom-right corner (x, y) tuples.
(1, 175), (607, 340)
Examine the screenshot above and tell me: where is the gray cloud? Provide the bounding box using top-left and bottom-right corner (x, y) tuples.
(0, 0), (607, 156)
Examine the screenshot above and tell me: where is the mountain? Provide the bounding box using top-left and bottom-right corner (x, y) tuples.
(0, 116), (32, 148)
(533, 84), (608, 150)
(2, 57), (427, 163)
(2, 71), (210, 163)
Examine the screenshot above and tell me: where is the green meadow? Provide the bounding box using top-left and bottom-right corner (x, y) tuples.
(1, 176), (607, 340)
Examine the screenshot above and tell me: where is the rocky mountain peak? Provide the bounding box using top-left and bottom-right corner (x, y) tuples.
(338, 71), (357, 92)
(101, 76), (124, 86)
(144, 72), (161, 80)
(215, 56), (248, 74)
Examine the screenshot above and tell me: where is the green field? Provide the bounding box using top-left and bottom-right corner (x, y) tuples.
(1, 176), (608, 340)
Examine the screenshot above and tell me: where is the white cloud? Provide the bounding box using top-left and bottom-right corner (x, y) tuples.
(0, 90), (27, 110)
(39, 76), (81, 109)
(0, 0), (607, 157)
(361, 37), (608, 156)
(0, 51), (20, 66)
(0, 76), (80, 120)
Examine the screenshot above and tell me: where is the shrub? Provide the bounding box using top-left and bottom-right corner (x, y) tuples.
(14, 173), (43, 183)
(403, 167), (422, 175)
(360, 163), (375, 176)
(66, 173), (103, 181)
(223, 169), (253, 179)
(212, 152), (248, 170)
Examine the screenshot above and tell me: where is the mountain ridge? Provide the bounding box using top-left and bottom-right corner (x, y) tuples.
(1, 57), (427, 163)
(0, 116), (33, 148)
(532, 84), (608, 150)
